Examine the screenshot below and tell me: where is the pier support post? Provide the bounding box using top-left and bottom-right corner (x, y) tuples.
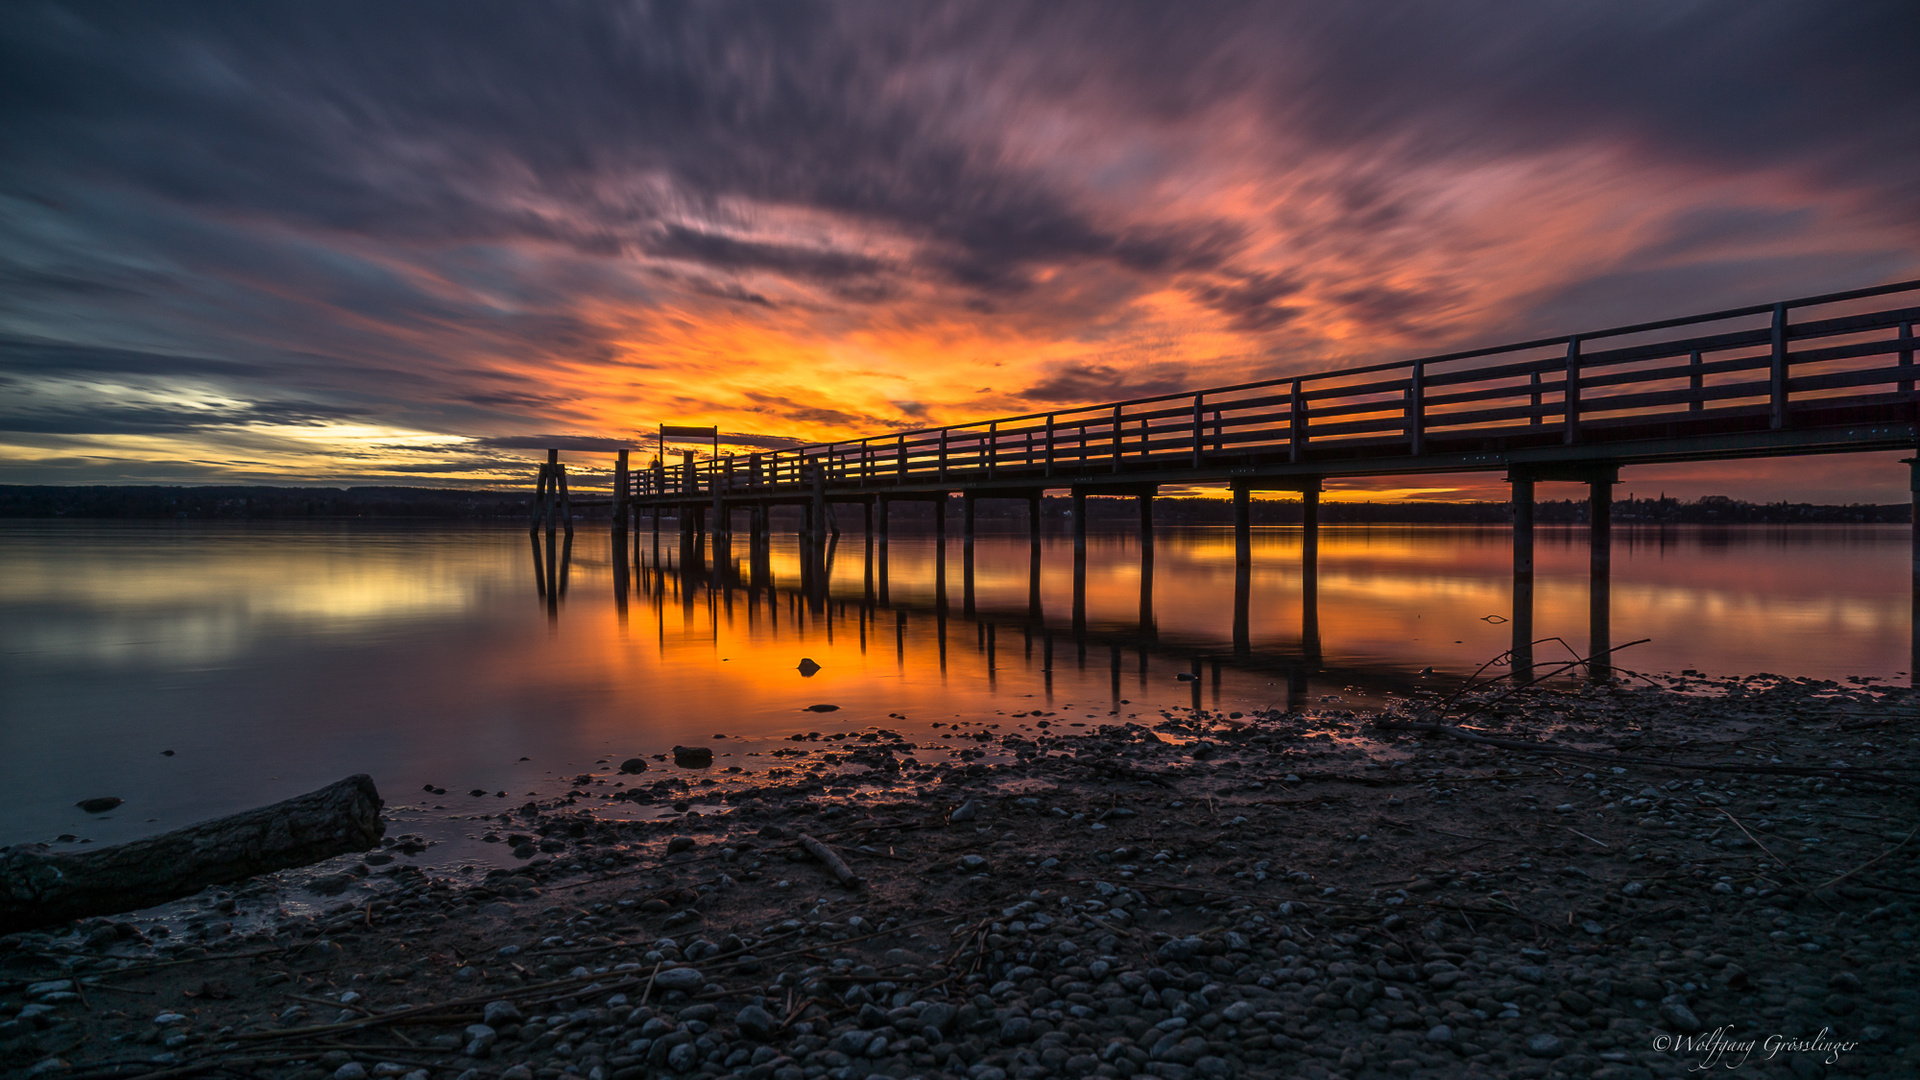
(1234, 485), (1251, 570)
(678, 499), (694, 570)
(1070, 487), (1087, 637)
(1302, 483), (1321, 663)
(876, 496), (890, 605)
(613, 449), (629, 537)
(746, 503), (763, 590)
(962, 492), (977, 618)
(1028, 531), (1043, 625)
(1138, 492), (1155, 553)
(1511, 475), (1535, 682)
(809, 465), (828, 602)
(1589, 474), (1613, 681)
(611, 525), (629, 621)
(811, 465), (827, 551)
(1233, 557), (1250, 657)
(1301, 483), (1320, 582)
(712, 479), (727, 587)
(1139, 532), (1155, 641)
(1908, 455), (1920, 687)
(692, 505), (707, 578)
(1029, 494), (1042, 556)
(934, 495), (948, 613)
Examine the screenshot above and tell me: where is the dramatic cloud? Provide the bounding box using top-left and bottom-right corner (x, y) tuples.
(1, 1), (1915, 496)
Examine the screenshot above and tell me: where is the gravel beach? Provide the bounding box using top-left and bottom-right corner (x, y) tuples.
(4, 672), (1916, 1080)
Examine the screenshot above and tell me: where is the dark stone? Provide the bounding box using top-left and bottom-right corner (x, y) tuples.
(735, 1004), (776, 1041)
(308, 872), (355, 896)
(75, 797), (123, 814)
(619, 758), (649, 775)
(673, 746), (715, 767)
(804, 704), (840, 712)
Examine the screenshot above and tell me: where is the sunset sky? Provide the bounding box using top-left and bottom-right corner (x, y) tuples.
(3, 2), (1917, 502)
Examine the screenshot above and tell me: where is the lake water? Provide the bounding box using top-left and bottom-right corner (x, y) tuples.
(0, 519), (1907, 859)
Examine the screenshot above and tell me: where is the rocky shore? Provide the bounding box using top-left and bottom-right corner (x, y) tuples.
(3, 673), (1916, 1080)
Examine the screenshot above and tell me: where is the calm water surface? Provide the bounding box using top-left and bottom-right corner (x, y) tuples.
(0, 520), (1906, 858)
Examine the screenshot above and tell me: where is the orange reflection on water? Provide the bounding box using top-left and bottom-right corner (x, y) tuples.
(1, 521), (1908, 853)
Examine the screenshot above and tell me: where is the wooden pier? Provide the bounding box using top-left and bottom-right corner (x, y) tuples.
(551, 278), (1920, 679)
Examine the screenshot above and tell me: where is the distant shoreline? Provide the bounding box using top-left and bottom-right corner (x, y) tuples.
(0, 485), (1908, 525)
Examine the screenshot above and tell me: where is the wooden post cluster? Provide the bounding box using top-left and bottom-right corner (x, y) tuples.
(529, 448), (574, 535)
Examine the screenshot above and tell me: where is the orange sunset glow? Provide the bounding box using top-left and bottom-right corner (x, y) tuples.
(3, 4), (1917, 502)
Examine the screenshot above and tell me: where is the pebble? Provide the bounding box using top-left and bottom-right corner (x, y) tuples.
(671, 745), (714, 766)
(332, 1065), (368, 1080)
(1525, 1033), (1565, 1057)
(734, 1003), (776, 1040)
(652, 966), (704, 992)
(75, 796), (123, 813)
(951, 799), (981, 822)
(1660, 998), (1702, 1033)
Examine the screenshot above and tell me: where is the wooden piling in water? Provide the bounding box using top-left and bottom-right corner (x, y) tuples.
(1510, 475), (1536, 681)
(613, 448), (630, 534)
(1233, 486), (1251, 570)
(1589, 475), (1613, 680)
(1910, 454), (1919, 687)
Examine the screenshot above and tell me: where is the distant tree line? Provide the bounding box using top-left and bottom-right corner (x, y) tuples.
(0, 486), (533, 520)
(1, 485), (1907, 524)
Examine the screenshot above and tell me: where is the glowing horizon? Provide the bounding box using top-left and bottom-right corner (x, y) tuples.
(3, 4), (1916, 503)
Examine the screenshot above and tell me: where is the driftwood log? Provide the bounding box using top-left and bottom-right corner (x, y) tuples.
(1, 774), (385, 934)
(796, 832), (863, 889)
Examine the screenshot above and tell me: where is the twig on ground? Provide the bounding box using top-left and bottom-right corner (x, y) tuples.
(797, 833), (864, 889)
(1813, 824), (1919, 893)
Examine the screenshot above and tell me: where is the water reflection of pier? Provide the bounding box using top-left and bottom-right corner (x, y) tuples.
(603, 514), (1357, 712)
(530, 527), (572, 624)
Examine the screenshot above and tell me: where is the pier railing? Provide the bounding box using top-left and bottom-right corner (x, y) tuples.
(629, 278), (1920, 500)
